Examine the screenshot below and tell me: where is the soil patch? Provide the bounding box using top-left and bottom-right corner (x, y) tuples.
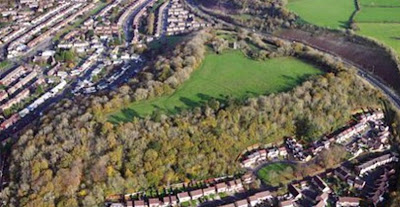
(279, 29), (400, 91)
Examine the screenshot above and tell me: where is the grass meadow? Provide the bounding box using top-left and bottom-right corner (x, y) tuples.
(109, 50), (322, 122)
(287, 0), (355, 29)
(287, 0), (400, 56)
(257, 163), (295, 186)
(360, 0), (400, 7)
(358, 23), (400, 54)
(355, 7), (400, 23)
(355, 0), (400, 55)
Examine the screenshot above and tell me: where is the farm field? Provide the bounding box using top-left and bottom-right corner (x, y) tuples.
(286, 0), (400, 57)
(287, 0), (355, 29)
(358, 23), (400, 54)
(354, 0), (400, 56)
(257, 163), (295, 186)
(355, 7), (400, 23)
(109, 51), (322, 123)
(360, 0), (400, 7)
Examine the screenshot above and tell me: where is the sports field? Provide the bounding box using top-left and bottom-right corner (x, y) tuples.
(257, 163), (295, 186)
(287, 0), (355, 29)
(109, 51), (322, 122)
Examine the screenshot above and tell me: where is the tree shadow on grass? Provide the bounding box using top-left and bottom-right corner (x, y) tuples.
(109, 108), (140, 124)
(278, 74), (315, 93)
(390, 36), (400, 41)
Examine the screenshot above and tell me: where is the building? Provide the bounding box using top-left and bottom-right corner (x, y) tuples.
(0, 90), (8, 102)
(227, 179), (243, 192)
(177, 192), (190, 203)
(312, 176), (331, 193)
(110, 203), (125, 207)
(189, 189), (203, 200)
(0, 88), (30, 111)
(216, 182), (228, 193)
(242, 172), (254, 184)
(0, 65), (27, 86)
(219, 204), (235, 207)
(235, 199), (249, 207)
(148, 198), (160, 207)
(134, 200), (147, 207)
(336, 197), (361, 207)
(280, 199), (296, 207)
(288, 184), (302, 200)
(248, 191), (273, 206)
(356, 153), (398, 176)
(203, 186), (216, 196)
(335, 166), (351, 181)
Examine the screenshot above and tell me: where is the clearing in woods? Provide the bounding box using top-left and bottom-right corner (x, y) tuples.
(109, 50), (322, 122)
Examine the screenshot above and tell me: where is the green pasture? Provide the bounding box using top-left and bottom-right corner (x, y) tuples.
(287, 0), (355, 29)
(109, 50), (322, 122)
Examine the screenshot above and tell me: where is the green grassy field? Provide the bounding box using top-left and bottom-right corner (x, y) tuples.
(109, 51), (322, 123)
(355, 7), (400, 23)
(358, 23), (400, 54)
(287, 0), (355, 29)
(286, 0), (400, 56)
(257, 163), (295, 186)
(360, 0), (400, 7)
(353, 1), (400, 56)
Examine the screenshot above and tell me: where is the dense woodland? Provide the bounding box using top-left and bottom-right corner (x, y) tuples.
(195, 0), (297, 32)
(0, 28), (395, 207)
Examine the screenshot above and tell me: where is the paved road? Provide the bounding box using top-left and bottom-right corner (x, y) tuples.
(123, 0), (155, 43)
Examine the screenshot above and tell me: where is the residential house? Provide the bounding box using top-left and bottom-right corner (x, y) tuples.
(312, 176), (331, 193)
(219, 203), (235, 207)
(279, 147), (288, 157)
(279, 199), (296, 207)
(134, 200), (147, 207)
(335, 166), (351, 181)
(235, 199), (249, 207)
(216, 182), (228, 193)
(161, 196), (170, 207)
(170, 196), (177, 206)
(189, 189), (203, 200)
(110, 203), (125, 207)
(356, 153), (398, 176)
(148, 198), (160, 207)
(203, 186), (216, 196)
(0, 90), (8, 102)
(0, 113), (20, 130)
(336, 197), (361, 207)
(177, 192), (190, 203)
(267, 148), (279, 159)
(288, 184), (302, 200)
(227, 179), (243, 192)
(248, 191), (273, 206)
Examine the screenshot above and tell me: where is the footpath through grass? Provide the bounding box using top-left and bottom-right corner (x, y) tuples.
(257, 163), (295, 186)
(109, 51), (322, 123)
(287, 0), (355, 29)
